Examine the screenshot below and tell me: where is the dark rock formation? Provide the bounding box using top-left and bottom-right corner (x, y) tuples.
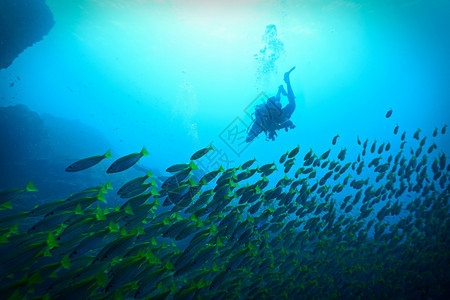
(0, 104), (111, 162)
(0, 104), (112, 202)
(0, 104), (45, 160)
(0, 0), (54, 70)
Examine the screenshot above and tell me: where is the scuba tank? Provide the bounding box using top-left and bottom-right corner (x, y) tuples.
(247, 103), (272, 138)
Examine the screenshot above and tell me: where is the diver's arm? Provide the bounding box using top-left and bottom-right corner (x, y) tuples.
(276, 85), (287, 100)
(279, 120), (295, 131)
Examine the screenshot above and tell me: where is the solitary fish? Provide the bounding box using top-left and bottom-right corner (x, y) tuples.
(413, 129), (421, 140)
(1, 181), (38, 205)
(166, 164), (187, 173)
(433, 127), (438, 137)
(442, 124), (447, 134)
(386, 109), (393, 118)
(288, 145), (300, 158)
(371, 141), (377, 153)
(377, 142), (385, 154)
(401, 131), (406, 141)
(304, 149), (313, 161)
(419, 137), (427, 147)
(241, 158), (256, 170)
(332, 134), (339, 145)
(320, 149), (331, 160)
(166, 161), (197, 173)
(385, 142), (391, 151)
(427, 143), (437, 154)
(107, 147), (149, 173)
(190, 146), (213, 160)
(415, 146), (422, 157)
(357, 136), (361, 145)
(66, 150), (112, 172)
(118, 170), (153, 195)
(338, 148), (346, 161)
(201, 167), (224, 184)
(279, 152), (288, 164)
(394, 124), (399, 135)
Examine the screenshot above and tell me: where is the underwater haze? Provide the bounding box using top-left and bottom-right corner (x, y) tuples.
(2, 0), (448, 168)
(0, 0), (449, 299)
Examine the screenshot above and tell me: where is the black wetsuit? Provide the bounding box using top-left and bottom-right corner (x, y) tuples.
(246, 68), (296, 142)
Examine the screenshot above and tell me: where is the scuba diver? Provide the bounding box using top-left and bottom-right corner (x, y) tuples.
(246, 67), (296, 142)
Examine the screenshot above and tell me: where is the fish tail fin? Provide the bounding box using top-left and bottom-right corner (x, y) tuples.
(95, 269), (108, 287)
(61, 254), (71, 269)
(25, 181), (38, 192)
(1, 200), (12, 210)
(141, 147), (149, 157)
(105, 181), (113, 190)
(189, 161), (198, 171)
(150, 187), (160, 196)
(104, 149), (113, 159)
(212, 262), (220, 272)
(188, 177), (198, 186)
(96, 192), (107, 203)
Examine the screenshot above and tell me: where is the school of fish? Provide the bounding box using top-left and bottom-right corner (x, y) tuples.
(0, 122), (448, 299)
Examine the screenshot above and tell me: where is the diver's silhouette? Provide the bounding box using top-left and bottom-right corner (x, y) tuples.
(246, 67), (296, 142)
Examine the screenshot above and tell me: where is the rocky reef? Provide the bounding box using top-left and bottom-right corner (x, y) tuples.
(0, 104), (185, 208)
(0, 104), (112, 202)
(0, 0), (54, 70)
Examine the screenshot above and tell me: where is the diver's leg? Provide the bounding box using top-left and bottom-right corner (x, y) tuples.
(283, 67), (296, 119)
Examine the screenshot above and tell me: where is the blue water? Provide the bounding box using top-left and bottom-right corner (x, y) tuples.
(0, 0), (449, 299)
(2, 0), (448, 169)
